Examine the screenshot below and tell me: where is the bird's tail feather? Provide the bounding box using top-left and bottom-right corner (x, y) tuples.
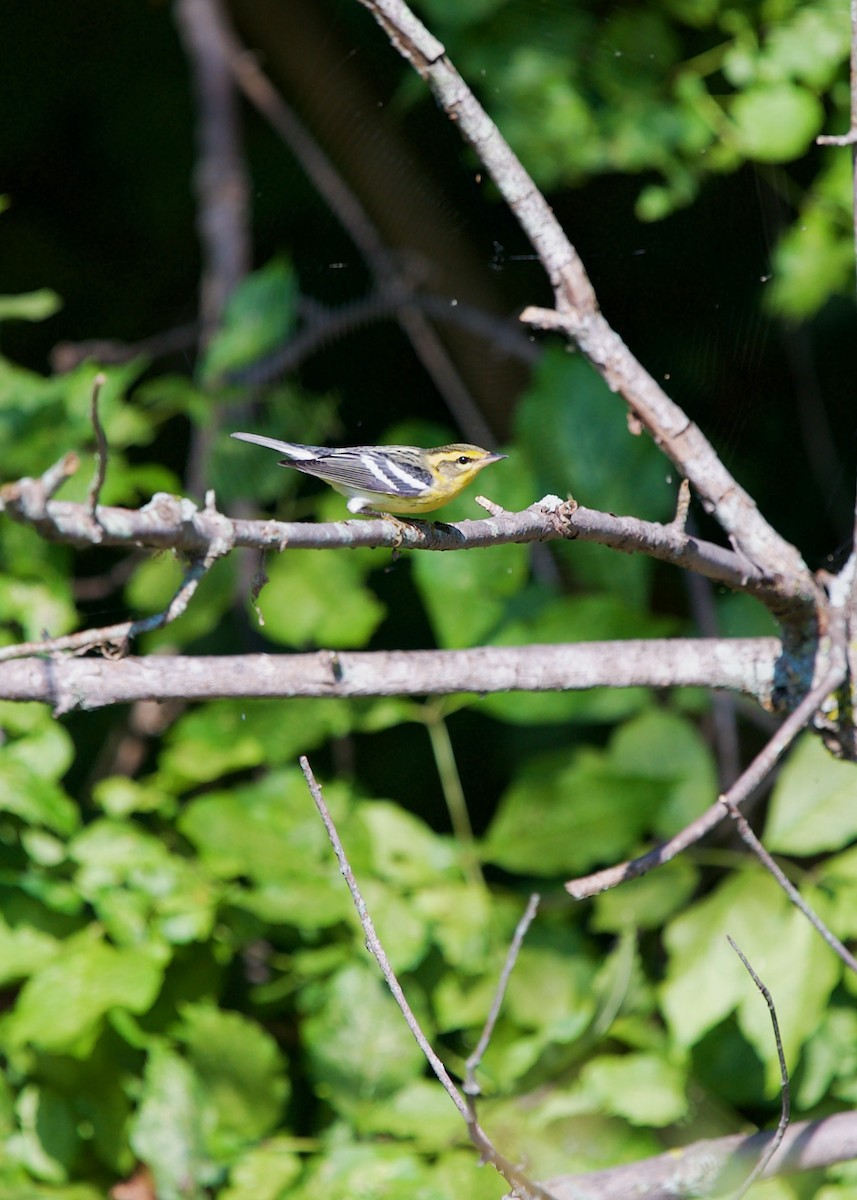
(231, 432), (317, 459)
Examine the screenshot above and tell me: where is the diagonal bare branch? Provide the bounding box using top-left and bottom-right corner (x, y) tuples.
(352, 0), (820, 611)
(567, 653), (846, 900)
(726, 937), (791, 1199)
(300, 756), (556, 1200)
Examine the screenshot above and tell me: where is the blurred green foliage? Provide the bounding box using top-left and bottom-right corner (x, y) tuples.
(413, 0), (854, 317)
(0, 331), (856, 1198)
(0, 0), (856, 1197)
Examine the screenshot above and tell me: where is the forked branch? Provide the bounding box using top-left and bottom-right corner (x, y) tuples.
(353, 0), (820, 614)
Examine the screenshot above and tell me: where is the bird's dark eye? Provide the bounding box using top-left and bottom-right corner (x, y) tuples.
(457, 455), (471, 465)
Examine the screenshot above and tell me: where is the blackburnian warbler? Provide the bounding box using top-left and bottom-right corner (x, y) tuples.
(231, 433), (506, 516)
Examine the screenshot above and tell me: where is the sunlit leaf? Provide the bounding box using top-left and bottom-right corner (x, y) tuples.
(765, 734), (857, 854)
(130, 1043), (219, 1200)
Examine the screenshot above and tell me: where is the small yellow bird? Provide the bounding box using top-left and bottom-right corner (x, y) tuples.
(231, 432), (506, 516)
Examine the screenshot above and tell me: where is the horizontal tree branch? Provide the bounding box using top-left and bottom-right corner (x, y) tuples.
(355, 0), (820, 617)
(540, 1109), (857, 1199)
(0, 461), (814, 617)
(0, 638), (782, 714)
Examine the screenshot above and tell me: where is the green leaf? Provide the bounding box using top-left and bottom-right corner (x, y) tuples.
(0, 914), (59, 988)
(301, 964), (425, 1106)
(350, 1078), (461, 1148)
(3, 932), (165, 1054)
(291, 1140), (448, 1200)
(91, 775), (176, 817)
(661, 868), (840, 1089)
(476, 593), (669, 724)
(355, 879), (430, 972)
(503, 939), (597, 1038)
(69, 819), (216, 945)
(575, 1053), (688, 1126)
(515, 351), (675, 606)
(483, 747), (665, 876)
(766, 150), (855, 319)
(757, 7), (850, 91)
(178, 769), (354, 930)
(158, 699), (354, 788)
(729, 83), (824, 162)
(3, 715), (75, 782)
(0, 574), (77, 644)
(220, 1138), (302, 1200)
(0, 289), (62, 322)
(359, 801), (459, 887)
(0, 760), (78, 836)
(795, 1006), (857, 1109)
(484, 711), (709, 878)
(130, 1043), (219, 1200)
(592, 856), (699, 933)
(179, 768), (341, 881)
(609, 708), (717, 834)
(411, 538), (528, 648)
(257, 548), (385, 648)
(765, 734), (857, 854)
(177, 1005), (289, 1155)
(413, 882), (497, 967)
(201, 259), (298, 383)
(7, 1086), (78, 1183)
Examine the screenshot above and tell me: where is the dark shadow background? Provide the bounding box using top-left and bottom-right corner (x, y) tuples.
(1, 0), (854, 569)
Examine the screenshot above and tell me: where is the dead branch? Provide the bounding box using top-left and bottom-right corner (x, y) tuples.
(726, 801), (857, 974)
(87, 372), (109, 517)
(0, 637), (781, 716)
(174, 0), (251, 333)
(175, 0), (252, 499)
(0, 460), (817, 618)
(465, 893), (540, 1099)
(352, 0), (820, 613)
(300, 757), (554, 1200)
(727, 938), (790, 1198)
(539, 1110), (857, 1200)
(567, 651), (846, 899)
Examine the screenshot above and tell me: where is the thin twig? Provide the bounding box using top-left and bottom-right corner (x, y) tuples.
(566, 660), (846, 899)
(464, 893), (540, 1097)
(299, 756), (556, 1200)
(726, 937), (790, 1199)
(87, 372), (109, 518)
(224, 289), (539, 387)
(50, 322), (200, 374)
(725, 801), (857, 974)
(0, 491), (235, 676)
(41, 452), (80, 500)
(0, 556), (211, 668)
(817, 130), (857, 145)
